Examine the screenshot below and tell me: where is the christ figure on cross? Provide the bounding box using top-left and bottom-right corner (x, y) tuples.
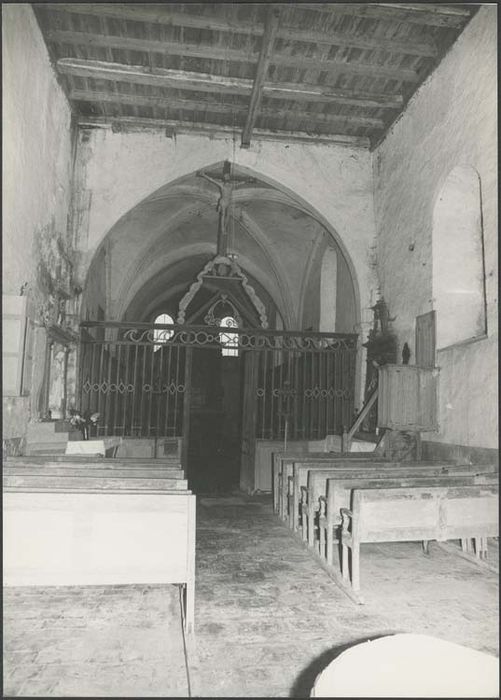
(197, 162), (256, 255)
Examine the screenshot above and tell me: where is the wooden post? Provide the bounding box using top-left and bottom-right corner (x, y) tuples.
(62, 345), (70, 419)
(341, 426), (348, 452)
(43, 339), (54, 419)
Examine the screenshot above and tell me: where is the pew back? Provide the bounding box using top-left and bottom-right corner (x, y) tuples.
(291, 461), (496, 531)
(272, 451), (357, 512)
(3, 473), (188, 491)
(3, 466), (184, 480)
(277, 455), (388, 518)
(326, 473), (496, 527)
(351, 484), (499, 543)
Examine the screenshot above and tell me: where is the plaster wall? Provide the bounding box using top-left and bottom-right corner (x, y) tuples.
(2, 5), (73, 441)
(2, 5), (73, 293)
(74, 129), (379, 334)
(373, 7), (497, 449)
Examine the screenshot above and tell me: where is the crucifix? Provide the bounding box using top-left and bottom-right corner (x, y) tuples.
(197, 161), (256, 255)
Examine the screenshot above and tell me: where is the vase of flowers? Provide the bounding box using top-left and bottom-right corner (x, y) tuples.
(68, 409), (100, 440)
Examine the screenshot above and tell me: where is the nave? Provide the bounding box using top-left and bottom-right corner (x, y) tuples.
(5, 492), (498, 697)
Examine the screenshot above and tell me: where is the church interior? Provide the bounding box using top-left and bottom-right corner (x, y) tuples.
(2, 3), (498, 697)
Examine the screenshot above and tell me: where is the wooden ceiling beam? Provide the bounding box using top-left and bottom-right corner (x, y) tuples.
(242, 8), (281, 149)
(46, 29), (420, 82)
(304, 3), (472, 28)
(69, 88), (385, 130)
(76, 115), (371, 148)
(39, 3), (437, 57)
(58, 58), (404, 109)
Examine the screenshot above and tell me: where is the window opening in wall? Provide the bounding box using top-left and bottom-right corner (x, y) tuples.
(432, 166), (487, 349)
(219, 316), (239, 356)
(153, 313), (174, 351)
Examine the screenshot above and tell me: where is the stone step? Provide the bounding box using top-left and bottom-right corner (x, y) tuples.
(4, 466), (184, 480)
(3, 474), (188, 490)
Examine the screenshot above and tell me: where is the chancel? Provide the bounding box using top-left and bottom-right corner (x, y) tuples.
(2, 3), (498, 698)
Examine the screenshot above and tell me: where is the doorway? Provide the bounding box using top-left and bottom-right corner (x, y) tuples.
(187, 347), (243, 493)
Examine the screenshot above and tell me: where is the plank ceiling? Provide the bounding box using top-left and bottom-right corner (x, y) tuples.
(33, 3), (478, 148)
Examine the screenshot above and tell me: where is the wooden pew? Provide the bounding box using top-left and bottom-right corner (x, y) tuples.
(276, 453), (377, 520)
(3, 473), (188, 491)
(272, 452), (341, 514)
(316, 471), (497, 564)
(340, 485), (498, 596)
(5, 455), (183, 469)
(3, 465), (184, 480)
(3, 469), (196, 633)
(289, 460), (495, 534)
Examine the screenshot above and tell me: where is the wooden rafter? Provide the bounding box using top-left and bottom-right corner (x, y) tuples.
(77, 115), (371, 148)
(57, 58), (404, 110)
(39, 3), (438, 57)
(241, 8), (281, 148)
(70, 88), (386, 130)
(305, 3), (473, 28)
(45, 29), (420, 82)
(34, 3), (476, 145)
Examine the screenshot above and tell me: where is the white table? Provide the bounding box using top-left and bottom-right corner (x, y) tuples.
(65, 437), (122, 457)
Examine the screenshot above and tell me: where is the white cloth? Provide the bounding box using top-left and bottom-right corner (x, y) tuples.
(311, 633), (499, 697)
(65, 437), (122, 456)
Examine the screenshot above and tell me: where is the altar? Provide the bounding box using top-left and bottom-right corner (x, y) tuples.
(65, 436), (122, 457)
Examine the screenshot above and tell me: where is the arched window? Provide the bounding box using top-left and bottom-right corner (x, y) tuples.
(219, 316), (239, 357)
(153, 313), (174, 351)
(432, 166), (486, 349)
(320, 247), (338, 332)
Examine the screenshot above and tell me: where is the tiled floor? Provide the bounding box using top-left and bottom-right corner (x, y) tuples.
(4, 493), (499, 697)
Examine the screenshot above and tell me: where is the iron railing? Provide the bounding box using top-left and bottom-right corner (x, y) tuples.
(79, 321), (357, 440)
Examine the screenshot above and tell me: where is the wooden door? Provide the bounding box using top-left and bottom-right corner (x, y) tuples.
(415, 311), (436, 367)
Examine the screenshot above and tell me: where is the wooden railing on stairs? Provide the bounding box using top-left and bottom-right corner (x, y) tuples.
(341, 387), (379, 452)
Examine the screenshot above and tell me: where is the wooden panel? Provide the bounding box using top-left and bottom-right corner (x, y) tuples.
(3, 474), (188, 490)
(2, 295), (28, 396)
(415, 310), (436, 367)
(377, 364), (438, 431)
(4, 491), (195, 587)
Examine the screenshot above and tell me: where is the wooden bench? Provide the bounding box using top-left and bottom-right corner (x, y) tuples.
(3, 473), (188, 492)
(276, 454), (377, 521)
(289, 459), (463, 533)
(340, 485), (498, 595)
(5, 455), (183, 469)
(272, 452), (342, 514)
(3, 481), (196, 633)
(317, 471), (497, 565)
(3, 465), (184, 480)
(289, 460), (495, 534)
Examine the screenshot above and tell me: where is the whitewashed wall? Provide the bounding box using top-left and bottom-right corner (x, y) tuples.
(2, 5), (73, 441)
(74, 130), (378, 331)
(373, 7), (497, 449)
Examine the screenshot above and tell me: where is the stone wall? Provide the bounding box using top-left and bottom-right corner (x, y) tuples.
(2, 5), (73, 440)
(373, 7), (497, 449)
(74, 129), (378, 330)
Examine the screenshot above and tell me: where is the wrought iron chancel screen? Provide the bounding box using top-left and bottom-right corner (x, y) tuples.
(78, 322), (357, 440)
